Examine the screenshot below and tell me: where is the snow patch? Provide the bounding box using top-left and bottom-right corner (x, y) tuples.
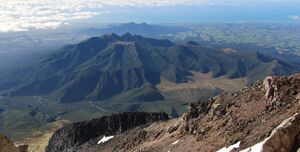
(240, 141), (263, 152)
(216, 141), (240, 152)
(172, 140), (180, 145)
(97, 135), (114, 145)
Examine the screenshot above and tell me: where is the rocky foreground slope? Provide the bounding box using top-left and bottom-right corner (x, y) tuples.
(0, 134), (28, 152)
(46, 73), (300, 152)
(0, 134), (20, 152)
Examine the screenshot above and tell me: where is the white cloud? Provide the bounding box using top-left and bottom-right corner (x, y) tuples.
(0, 0), (212, 32)
(0, 0), (211, 32)
(0, 0), (106, 32)
(288, 15), (300, 20)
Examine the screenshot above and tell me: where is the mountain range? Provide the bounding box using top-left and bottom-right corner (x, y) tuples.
(1, 33), (299, 104)
(82, 22), (186, 38)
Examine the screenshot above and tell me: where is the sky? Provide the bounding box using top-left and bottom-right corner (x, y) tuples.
(0, 0), (300, 32)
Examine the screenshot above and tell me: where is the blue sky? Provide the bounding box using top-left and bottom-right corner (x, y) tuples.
(94, 4), (300, 23)
(0, 0), (300, 32)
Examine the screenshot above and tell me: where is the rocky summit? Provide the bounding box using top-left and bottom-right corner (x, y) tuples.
(44, 73), (300, 152)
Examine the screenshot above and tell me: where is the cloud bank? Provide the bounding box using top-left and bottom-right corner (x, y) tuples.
(0, 0), (106, 32)
(0, 0), (208, 32)
(288, 15), (300, 20)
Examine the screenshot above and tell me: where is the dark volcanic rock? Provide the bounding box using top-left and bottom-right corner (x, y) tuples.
(45, 112), (169, 152)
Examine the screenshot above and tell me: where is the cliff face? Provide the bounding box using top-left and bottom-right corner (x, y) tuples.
(45, 112), (168, 152)
(46, 73), (300, 152)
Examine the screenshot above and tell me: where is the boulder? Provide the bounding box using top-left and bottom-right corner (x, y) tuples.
(264, 76), (275, 101)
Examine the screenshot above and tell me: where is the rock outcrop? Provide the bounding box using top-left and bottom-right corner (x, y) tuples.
(45, 112), (168, 152)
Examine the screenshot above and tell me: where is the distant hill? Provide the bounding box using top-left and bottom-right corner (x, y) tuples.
(1, 33), (299, 103)
(168, 23), (300, 55)
(81, 22), (187, 38)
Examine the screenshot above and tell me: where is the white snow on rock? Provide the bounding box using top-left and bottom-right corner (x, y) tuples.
(172, 140), (180, 145)
(97, 135), (114, 145)
(240, 141), (263, 152)
(216, 141), (240, 152)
